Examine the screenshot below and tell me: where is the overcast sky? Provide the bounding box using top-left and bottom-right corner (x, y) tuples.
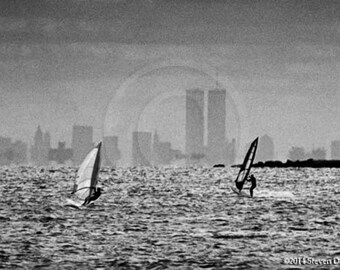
(0, 0), (339, 165)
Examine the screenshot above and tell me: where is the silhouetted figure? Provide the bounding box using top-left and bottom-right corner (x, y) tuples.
(248, 174), (257, 197)
(83, 187), (102, 206)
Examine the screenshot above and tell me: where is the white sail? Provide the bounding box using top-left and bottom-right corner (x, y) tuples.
(73, 142), (102, 201)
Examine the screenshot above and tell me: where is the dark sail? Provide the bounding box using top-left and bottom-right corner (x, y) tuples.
(234, 137), (258, 191)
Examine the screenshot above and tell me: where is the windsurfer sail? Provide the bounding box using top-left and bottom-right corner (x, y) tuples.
(72, 142), (102, 206)
(234, 137), (258, 194)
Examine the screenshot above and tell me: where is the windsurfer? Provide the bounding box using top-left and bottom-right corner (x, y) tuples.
(83, 187), (102, 206)
(248, 174), (257, 197)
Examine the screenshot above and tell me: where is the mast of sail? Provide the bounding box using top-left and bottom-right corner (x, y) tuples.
(242, 140), (258, 182)
(89, 142), (102, 196)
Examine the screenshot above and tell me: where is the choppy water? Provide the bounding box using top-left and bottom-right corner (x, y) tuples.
(1, 166), (340, 269)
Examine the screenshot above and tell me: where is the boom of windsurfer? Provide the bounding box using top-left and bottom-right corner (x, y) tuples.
(248, 174), (257, 197)
(83, 187), (102, 206)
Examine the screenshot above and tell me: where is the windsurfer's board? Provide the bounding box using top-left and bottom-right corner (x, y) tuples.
(230, 186), (251, 198)
(64, 198), (96, 209)
(64, 198), (83, 209)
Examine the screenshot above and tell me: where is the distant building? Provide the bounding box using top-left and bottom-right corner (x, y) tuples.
(207, 89), (226, 165)
(0, 136), (13, 165)
(0, 137), (27, 165)
(288, 146), (305, 161)
(185, 89), (204, 165)
(30, 126), (50, 165)
(172, 149), (185, 161)
(30, 126), (43, 165)
(103, 136), (121, 167)
(158, 142), (172, 165)
(43, 131), (51, 163)
(152, 131), (175, 166)
(307, 147), (326, 160)
(12, 140), (28, 164)
(256, 135), (275, 162)
(226, 138), (236, 165)
(71, 125), (93, 165)
(132, 131), (152, 166)
(49, 142), (73, 164)
(153, 131), (184, 166)
(44, 132), (51, 149)
(152, 131), (161, 166)
(152, 131), (170, 165)
(331, 140), (340, 159)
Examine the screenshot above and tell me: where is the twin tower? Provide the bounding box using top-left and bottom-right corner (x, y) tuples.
(186, 88), (227, 165)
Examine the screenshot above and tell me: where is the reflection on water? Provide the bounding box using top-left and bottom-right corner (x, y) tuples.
(0, 166), (340, 269)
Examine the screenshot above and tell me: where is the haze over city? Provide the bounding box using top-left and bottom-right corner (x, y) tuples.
(0, 0), (339, 165)
(2, 3), (340, 267)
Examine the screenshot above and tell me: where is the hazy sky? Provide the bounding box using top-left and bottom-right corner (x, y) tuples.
(0, 0), (339, 164)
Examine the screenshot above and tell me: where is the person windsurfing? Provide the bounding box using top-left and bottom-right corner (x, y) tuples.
(248, 174), (257, 197)
(232, 137), (258, 197)
(82, 187), (102, 206)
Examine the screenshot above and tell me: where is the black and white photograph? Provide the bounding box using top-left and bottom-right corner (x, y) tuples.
(0, 0), (340, 269)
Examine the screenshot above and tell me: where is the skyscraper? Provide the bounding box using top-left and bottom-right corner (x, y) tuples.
(31, 126), (50, 165)
(0, 137), (27, 165)
(132, 131), (152, 166)
(49, 142), (73, 164)
(153, 130), (183, 166)
(12, 140), (27, 164)
(152, 130), (161, 166)
(207, 89), (226, 165)
(71, 125), (94, 165)
(226, 138), (236, 165)
(256, 134), (275, 162)
(0, 136), (12, 165)
(185, 89), (204, 165)
(103, 136), (121, 167)
(43, 131), (51, 163)
(331, 140), (340, 159)
(153, 131), (173, 166)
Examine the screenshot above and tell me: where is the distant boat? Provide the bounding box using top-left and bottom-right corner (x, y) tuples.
(231, 137), (258, 196)
(66, 142), (102, 207)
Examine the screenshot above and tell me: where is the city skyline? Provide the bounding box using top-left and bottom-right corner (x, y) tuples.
(1, 122), (340, 167)
(0, 1), (339, 163)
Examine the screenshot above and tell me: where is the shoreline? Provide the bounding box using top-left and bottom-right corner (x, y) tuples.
(232, 159), (340, 168)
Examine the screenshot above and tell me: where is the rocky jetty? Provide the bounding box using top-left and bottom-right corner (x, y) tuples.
(232, 159), (340, 168)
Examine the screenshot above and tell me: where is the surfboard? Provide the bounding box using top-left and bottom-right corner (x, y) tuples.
(64, 198), (96, 209)
(230, 186), (251, 197)
(64, 198), (83, 209)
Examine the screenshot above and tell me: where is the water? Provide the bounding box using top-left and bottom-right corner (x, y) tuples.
(1, 166), (340, 269)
